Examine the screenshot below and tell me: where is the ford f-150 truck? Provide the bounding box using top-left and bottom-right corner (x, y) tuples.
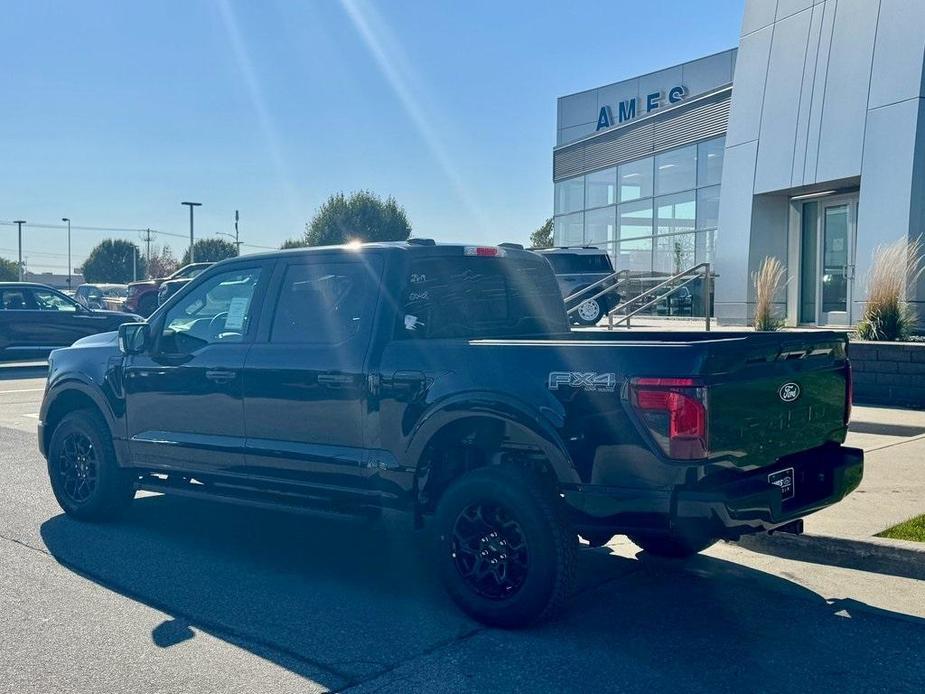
(38, 241), (862, 627)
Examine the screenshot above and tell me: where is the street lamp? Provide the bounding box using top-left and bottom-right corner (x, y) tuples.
(181, 201), (202, 263)
(61, 217), (72, 289)
(13, 220), (26, 281)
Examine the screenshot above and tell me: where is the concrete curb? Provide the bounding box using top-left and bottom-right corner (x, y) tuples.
(736, 532), (925, 581)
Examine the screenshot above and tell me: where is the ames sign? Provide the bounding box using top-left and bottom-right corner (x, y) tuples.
(596, 85), (688, 131)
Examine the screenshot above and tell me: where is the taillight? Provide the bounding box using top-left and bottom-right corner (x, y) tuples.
(844, 360), (853, 424)
(464, 246), (505, 257)
(630, 377), (708, 460)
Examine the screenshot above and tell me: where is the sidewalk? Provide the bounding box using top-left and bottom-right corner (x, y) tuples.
(738, 404), (925, 574)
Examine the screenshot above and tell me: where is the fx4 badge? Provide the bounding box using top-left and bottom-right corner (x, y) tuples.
(779, 382), (801, 402)
(548, 371), (617, 393)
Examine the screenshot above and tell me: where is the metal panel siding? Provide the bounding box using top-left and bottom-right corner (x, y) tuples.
(553, 90), (731, 181)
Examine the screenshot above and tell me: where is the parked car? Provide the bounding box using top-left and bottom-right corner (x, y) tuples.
(536, 247), (621, 325)
(124, 262), (212, 317)
(0, 282), (142, 358)
(157, 275), (193, 307)
(38, 242), (861, 627)
(74, 283), (128, 310)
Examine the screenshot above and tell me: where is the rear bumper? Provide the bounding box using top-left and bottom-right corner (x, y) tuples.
(564, 444), (863, 540)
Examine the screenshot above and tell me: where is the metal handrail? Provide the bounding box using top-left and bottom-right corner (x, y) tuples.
(564, 269), (630, 316)
(607, 262), (713, 331)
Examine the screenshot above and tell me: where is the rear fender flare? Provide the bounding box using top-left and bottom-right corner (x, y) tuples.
(405, 392), (579, 497)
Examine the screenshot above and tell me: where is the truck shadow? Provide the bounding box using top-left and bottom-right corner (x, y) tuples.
(40, 495), (925, 692)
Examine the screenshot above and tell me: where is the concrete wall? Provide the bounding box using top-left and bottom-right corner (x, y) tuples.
(556, 49), (737, 146)
(716, 0), (925, 325)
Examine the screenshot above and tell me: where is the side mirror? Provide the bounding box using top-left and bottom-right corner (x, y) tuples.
(118, 322), (150, 355)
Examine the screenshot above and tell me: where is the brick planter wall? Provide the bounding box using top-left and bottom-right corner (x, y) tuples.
(848, 341), (925, 408)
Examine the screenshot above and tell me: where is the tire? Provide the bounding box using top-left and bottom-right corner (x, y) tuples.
(573, 298), (603, 326)
(433, 465), (576, 628)
(629, 533), (717, 559)
(47, 409), (135, 521)
(138, 293), (158, 317)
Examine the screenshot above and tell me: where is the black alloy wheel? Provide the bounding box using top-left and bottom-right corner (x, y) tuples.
(451, 502), (530, 600)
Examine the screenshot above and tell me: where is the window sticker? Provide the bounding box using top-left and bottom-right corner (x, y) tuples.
(225, 296), (250, 330)
(404, 314), (423, 331)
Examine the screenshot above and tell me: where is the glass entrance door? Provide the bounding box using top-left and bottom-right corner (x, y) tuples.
(800, 196), (857, 326)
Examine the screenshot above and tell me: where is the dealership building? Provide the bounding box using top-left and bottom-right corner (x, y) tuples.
(553, 0), (925, 326)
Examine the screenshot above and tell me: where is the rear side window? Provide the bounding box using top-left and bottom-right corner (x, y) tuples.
(271, 262), (374, 344)
(1, 289), (32, 310)
(544, 253), (613, 274)
(399, 255), (568, 339)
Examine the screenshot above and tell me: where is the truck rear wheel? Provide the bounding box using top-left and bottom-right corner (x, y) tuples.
(433, 465), (576, 628)
(47, 409), (135, 521)
(629, 533), (717, 559)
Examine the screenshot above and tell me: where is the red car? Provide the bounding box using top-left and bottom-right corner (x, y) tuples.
(123, 263), (212, 317)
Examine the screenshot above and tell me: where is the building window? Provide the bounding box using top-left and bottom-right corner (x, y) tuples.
(585, 206), (615, 245)
(697, 137), (725, 187)
(615, 237), (653, 272)
(655, 191), (696, 236)
(554, 177), (584, 215)
(618, 199), (653, 240)
(655, 145), (697, 196)
(696, 185), (720, 230)
(618, 157), (653, 202)
(585, 168), (616, 208)
(553, 212), (583, 246)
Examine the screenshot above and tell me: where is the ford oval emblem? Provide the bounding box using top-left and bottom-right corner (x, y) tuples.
(779, 382), (801, 402)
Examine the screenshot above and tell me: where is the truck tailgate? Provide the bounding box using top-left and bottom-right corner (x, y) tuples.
(704, 333), (849, 469)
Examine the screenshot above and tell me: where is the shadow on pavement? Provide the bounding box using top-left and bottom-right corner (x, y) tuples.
(0, 364), (48, 381)
(40, 494), (925, 692)
(849, 421), (925, 437)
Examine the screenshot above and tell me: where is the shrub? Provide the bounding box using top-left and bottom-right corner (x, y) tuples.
(753, 256), (786, 331)
(856, 237), (924, 341)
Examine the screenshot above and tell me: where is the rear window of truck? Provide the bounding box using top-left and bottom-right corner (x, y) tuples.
(399, 255), (568, 339)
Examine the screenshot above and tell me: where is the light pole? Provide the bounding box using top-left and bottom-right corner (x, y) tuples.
(61, 217), (72, 289)
(13, 220), (25, 281)
(217, 209), (244, 256)
(181, 201), (202, 263)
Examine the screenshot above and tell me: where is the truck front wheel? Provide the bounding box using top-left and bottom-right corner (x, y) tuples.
(629, 533), (717, 559)
(433, 465), (576, 628)
(47, 409), (135, 521)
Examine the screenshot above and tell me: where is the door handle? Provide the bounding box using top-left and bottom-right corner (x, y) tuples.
(385, 370), (426, 399)
(317, 373), (354, 387)
(205, 369), (236, 383)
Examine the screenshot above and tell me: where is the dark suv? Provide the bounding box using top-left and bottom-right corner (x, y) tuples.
(38, 242), (861, 627)
(536, 247), (620, 325)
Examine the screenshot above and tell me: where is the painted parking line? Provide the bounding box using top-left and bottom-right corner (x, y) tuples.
(22, 413), (39, 419)
(0, 388), (45, 394)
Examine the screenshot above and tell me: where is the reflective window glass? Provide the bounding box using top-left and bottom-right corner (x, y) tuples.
(554, 177), (584, 214)
(618, 158), (653, 202)
(655, 191), (696, 236)
(554, 213), (583, 246)
(696, 185), (721, 230)
(584, 206), (615, 245)
(618, 199), (653, 240)
(697, 137), (725, 187)
(655, 145), (697, 195)
(585, 168), (616, 208)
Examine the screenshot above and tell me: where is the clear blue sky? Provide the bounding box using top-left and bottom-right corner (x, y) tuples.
(0, 0), (743, 274)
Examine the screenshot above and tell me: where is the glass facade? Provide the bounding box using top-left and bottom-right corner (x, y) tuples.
(553, 136), (725, 279)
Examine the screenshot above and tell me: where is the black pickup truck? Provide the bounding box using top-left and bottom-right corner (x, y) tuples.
(38, 241), (862, 627)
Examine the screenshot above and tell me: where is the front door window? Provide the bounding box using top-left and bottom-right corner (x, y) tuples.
(799, 196), (857, 326)
(821, 205), (850, 317)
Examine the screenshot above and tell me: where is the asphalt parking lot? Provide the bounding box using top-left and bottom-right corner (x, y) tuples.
(2, 365), (925, 693)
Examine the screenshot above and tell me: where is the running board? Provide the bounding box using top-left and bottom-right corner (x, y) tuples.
(135, 475), (381, 520)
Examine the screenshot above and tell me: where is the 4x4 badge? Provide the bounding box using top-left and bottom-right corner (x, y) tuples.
(779, 382), (800, 402)
(548, 371), (616, 393)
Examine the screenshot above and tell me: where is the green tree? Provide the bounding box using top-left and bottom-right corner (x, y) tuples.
(180, 238), (238, 266)
(280, 238), (305, 249)
(290, 191), (412, 248)
(0, 257), (19, 281)
(81, 239), (145, 283)
(530, 218), (554, 249)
